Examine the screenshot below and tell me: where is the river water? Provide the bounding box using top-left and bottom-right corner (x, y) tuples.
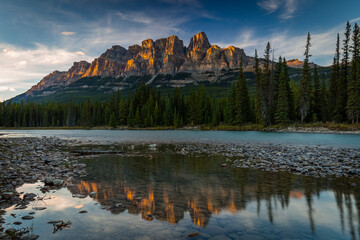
(1, 130), (360, 239)
(1, 129), (360, 148)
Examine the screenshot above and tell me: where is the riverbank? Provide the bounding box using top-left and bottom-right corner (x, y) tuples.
(0, 137), (86, 239)
(1, 123), (360, 134)
(175, 143), (360, 179)
(1, 136), (360, 239)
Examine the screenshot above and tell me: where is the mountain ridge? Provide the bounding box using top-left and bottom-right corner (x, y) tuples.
(11, 32), (324, 103)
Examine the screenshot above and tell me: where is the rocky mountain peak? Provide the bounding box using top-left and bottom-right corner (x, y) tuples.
(186, 32), (211, 62)
(188, 32), (211, 52)
(100, 45), (127, 62)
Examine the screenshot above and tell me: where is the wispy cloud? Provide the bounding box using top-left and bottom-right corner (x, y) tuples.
(116, 12), (153, 24)
(61, 31), (76, 36)
(257, 0), (300, 20)
(0, 86), (16, 92)
(215, 19), (357, 66)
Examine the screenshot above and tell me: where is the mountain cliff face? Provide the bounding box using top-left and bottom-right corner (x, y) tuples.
(15, 32), (253, 101)
(286, 59), (317, 69)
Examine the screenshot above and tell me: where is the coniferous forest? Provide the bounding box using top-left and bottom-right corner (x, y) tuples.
(1, 22), (360, 129)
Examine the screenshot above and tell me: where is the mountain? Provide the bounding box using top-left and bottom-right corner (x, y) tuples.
(11, 32), (326, 103)
(286, 59), (317, 69)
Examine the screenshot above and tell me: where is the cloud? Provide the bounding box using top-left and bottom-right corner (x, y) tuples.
(257, 0), (281, 13)
(117, 11), (153, 24)
(215, 19), (353, 66)
(61, 31), (76, 36)
(0, 43), (94, 100)
(350, 17), (360, 23)
(257, 0), (300, 20)
(0, 86), (16, 92)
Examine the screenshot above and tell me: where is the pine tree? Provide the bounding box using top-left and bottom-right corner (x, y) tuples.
(233, 58), (251, 125)
(347, 23), (360, 123)
(313, 65), (321, 121)
(275, 65), (290, 124)
(254, 50), (263, 124)
(109, 113), (117, 128)
(339, 22), (351, 121)
(333, 33), (345, 122)
(258, 42), (272, 125)
(320, 75), (328, 122)
(134, 107), (141, 126)
(118, 99), (127, 125)
(299, 32), (312, 123)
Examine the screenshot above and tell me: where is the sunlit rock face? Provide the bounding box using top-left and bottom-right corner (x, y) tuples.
(19, 32), (252, 100)
(286, 58), (316, 69)
(24, 61), (91, 97)
(83, 57), (124, 78)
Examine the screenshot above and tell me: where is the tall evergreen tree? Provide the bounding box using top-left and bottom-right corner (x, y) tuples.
(347, 23), (360, 123)
(320, 75), (328, 122)
(313, 65), (321, 121)
(233, 58), (251, 125)
(299, 32), (313, 123)
(259, 42), (273, 125)
(333, 33), (345, 122)
(254, 50), (263, 124)
(275, 64), (290, 124)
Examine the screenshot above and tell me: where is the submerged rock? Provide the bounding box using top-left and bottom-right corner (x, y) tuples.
(20, 234), (39, 240)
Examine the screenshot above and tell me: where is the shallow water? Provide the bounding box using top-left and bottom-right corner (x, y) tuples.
(3, 149), (360, 240)
(1, 129), (360, 148)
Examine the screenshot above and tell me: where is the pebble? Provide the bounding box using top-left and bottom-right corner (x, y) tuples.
(20, 234), (40, 240)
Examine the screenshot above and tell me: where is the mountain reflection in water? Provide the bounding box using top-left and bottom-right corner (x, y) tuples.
(67, 151), (360, 239)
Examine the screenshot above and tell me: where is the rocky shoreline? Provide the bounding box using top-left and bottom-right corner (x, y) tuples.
(0, 136), (359, 239)
(175, 143), (360, 179)
(0, 137), (86, 239)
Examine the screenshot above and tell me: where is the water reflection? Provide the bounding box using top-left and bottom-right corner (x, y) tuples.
(66, 152), (360, 239)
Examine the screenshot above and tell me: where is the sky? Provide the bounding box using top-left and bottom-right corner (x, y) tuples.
(0, 0), (360, 100)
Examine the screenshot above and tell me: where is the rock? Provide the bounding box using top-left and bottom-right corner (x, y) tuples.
(47, 220), (63, 224)
(44, 177), (55, 186)
(187, 232), (200, 238)
(149, 144), (157, 150)
(89, 192), (97, 198)
(21, 216), (34, 220)
(53, 179), (64, 186)
(79, 210), (88, 214)
(2, 192), (13, 199)
(20, 234), (39, 240)
(23, 193), (37, 200)
(5, 228), (16, 235)
(32, 207), (46, 211)
(72, 194), (86, 198)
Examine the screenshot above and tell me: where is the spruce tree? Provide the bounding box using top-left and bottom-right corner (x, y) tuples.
(254, 50), (263, 124)
(299, 32), (312, 123)
(275, 65), (290, 124)
(347, 23), (360, 123)
(313, 65), (321, 121)
(234, 58), (251, 125)
(333, 33), (344, 122)
(320, 75), (328, 122)
(109, 113), (117, 128)
(259, 42), (272, 125)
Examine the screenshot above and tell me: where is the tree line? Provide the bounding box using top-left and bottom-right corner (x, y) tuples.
(0, 22), (359, 128)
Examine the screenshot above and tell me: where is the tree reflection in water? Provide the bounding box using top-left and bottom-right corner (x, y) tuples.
(67, 149), (360, 239)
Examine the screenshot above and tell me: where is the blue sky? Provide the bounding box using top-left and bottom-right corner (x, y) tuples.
(0, 0), (359, 100)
